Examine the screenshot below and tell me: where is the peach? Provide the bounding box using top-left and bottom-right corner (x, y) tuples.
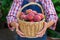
(32, 11), (38, 15)
(20, 12), (25, 16)
(27, 13), (35, 20)
(38, 13), (44, 19)
(33, 15), (41, 22)
(20, 15), (27, 20)
(26, 9), (32, 14)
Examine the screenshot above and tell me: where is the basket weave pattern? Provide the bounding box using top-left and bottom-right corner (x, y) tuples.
(16, 2), (45, 38)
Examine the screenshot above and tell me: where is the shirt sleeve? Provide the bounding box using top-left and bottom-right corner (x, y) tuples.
(40, 0), (58, 30)
(6, 0), (23, 29)
(6, 0), (23, 23)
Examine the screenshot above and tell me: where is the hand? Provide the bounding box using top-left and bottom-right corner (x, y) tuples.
(8, 22), (15, 31)
(15, 24), (25, 37)
(36, 22), (47, 37)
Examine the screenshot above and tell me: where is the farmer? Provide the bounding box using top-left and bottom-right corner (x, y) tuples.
(6, 0), (58, 40)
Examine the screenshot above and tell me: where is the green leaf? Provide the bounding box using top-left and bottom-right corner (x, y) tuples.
(52, 0), (59, 4)
(58, 14), (60, 18)
(2, 0), (7, 6)
(56, 6), (60, 12)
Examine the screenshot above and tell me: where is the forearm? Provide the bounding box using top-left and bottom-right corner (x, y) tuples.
(40, 0), (58, 30)
(6, 2), (19, 30)
(46, 20), (55, 28)
(6, 0), (23, 26)
(6, 16), (17, 23)
(6, 16), (17, 31)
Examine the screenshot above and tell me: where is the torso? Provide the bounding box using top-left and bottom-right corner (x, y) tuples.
(21, 0), (42, 13)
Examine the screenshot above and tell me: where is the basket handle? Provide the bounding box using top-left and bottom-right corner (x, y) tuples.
(17, 2), (44, 18)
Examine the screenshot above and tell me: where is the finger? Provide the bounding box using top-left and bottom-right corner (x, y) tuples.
(16, 23), (19, 27)
(9, 28), (14, 31)
(36, 34), (43, 37)
(44, 22), (47, 25)
(15, 23), (24, 35)
(16, 32), (25, 37)
(36, 29), (46, 36)
(44, 22), (48, 28)
(37, 26), (46, 34)
(16, 31), (25, 37)
(36, 35), (42, 37)
(16, 26), (18, 30)
(36, 22), (47, 37)
(37, 29), (45, 34)
(39, 33), (45, 37)
(16, 29), (24, 35)
(36, 31), (45, 37)
(37, 26), (47, 34)
(15, 23), (19, 27)
(15, 24), (19, 30)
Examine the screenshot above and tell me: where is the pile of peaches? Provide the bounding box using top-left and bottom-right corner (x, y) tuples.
(19, 9), (44, 22)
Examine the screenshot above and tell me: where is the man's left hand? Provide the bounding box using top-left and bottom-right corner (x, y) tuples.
(36, 22), (48, 37)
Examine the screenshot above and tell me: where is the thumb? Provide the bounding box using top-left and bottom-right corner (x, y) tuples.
(16, 23), (19, 27)
(15, 23), (19, 30)
(44, 22), (47, 25)
(44, 22), (47, 28)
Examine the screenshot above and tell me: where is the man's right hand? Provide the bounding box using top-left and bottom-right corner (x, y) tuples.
(8, 22), (25, 37)
(8, 22), (15, 31)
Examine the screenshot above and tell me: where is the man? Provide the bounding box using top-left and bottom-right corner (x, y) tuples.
(6, 0), (58, 40)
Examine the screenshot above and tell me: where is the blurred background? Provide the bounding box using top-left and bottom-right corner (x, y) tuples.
(0, 0), (60, 40)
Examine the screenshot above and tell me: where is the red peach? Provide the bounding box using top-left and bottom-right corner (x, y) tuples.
(19, 12), (25, 19)
(20, 15), (27, 20)
(32, 11), (38, 15)
(38, 13), (44, 19)
(20, 12), (25, 16)
(26, 9), (32, 14)
(33, 15), (41, 22)
(27, 13), (35, 20)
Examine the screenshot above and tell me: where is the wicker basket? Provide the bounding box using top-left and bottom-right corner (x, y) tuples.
(16, 2), (45, 38)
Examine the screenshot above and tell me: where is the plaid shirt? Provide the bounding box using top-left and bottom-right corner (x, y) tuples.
(6, 0), (58, 30)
